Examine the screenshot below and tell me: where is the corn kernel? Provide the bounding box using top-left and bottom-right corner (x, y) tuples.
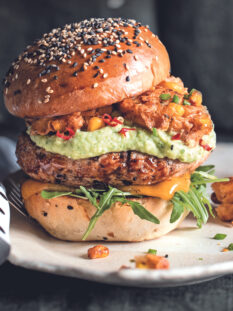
(189, 90), (202, 106)
(87, 117), (105, 131)
(167, 102), (185, 116)
(160, 81), (184, 94)
(52, 119), (62, 131)
(198, 117), (212, 127)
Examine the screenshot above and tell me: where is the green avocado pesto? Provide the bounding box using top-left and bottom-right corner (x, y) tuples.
(28, 125), (216, 163)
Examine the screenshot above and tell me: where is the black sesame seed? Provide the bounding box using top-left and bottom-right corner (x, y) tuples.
(72, 62), (78, 68)
(170, 145), (174, 150)
(105, 55), (111, 59)
(43, 212), (48, 217)
(53, 75), (58, 80)
(126, 42), (131, 46)
(126, 76), (130, 82)
(93, 72), (99, 78)
(5, 81), (10, 88)
(14, 89), (21, 95)
(67, 205), (73, 210)
(165, 254), (169, 258)
(126, 49), (133, 54)
(72, 71), (78, 77)
(94, 66), (99, 70)
(99, 59), (105, 63)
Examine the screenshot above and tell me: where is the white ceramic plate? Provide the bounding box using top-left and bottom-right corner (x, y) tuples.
(6, 143), (233, 287)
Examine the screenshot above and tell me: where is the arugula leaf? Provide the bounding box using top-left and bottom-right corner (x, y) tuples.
(41, 190), (87, 200)
(169, 165), (229, 227)
(170, 195), (184, 223)
(41, 190), (72, 199)
(111, 197), (160, 224)
(82, 187), (124, 240)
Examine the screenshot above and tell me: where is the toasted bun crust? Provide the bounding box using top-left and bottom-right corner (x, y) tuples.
(23, 193), (188, 242)
(4, 18), (170, 118)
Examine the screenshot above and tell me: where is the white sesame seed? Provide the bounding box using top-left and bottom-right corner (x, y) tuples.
(26, 79), (31, 85)
(41, 79), (47, 83)
(93, 83), (98, 88)
(5, 88), (8, 94)
(103, 73), (108, 78)
(99, 68), (104, 74)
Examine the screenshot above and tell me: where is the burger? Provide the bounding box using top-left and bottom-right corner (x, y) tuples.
(3, 18), (219, 242)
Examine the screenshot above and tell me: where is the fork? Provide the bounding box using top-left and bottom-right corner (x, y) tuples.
(0, 183), (11, 264)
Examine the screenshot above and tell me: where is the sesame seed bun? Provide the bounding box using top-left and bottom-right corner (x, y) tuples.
(3, 18), (170, 118)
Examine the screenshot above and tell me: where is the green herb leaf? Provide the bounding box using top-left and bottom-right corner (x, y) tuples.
(170, 195), (184, 223)
(183, 100), (191, 106)
(172, 94), (179, 104)
(169, 165), (228, 228)
(81, 187), (119, 240)
(41, 190), (88, 200)
(189, 88), (196, 96)
(160, 93), (171, 101)
(213, 233), (227, 240)
(148, 249), (157, 254)
(111, 197), (160, 224)
(41, 190), (73, 199)
(153, 128), (158, 137)
(80, 186), (98, 208)
(228, 243), (233, 251)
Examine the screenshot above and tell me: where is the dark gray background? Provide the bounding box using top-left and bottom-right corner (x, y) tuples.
(0, 1), (233, 310)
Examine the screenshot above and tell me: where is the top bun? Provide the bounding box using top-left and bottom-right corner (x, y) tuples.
(3, 18), (170, 118)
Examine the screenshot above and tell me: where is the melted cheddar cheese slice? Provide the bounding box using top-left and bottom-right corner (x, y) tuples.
(22, 173), (190, 201)
(119, 173), (190, 201)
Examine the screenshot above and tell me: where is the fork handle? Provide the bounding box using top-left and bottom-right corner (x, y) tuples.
(0, 183), (10, 264)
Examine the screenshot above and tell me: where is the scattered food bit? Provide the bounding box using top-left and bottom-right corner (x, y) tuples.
(135, 254), (169, 270)
(198, 258), (203, 261)
(119, 265), (131, 270)
(222, 243), (233, 252)
(129, 259), (135, 263)
(147, 248), (157, 255)
(213, 233), (227, 240)
(87, 245), (109, 259)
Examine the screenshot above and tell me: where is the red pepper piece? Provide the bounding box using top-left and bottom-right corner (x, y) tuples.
(199, 139), (212, 151)
(171, 133), (181, 140)
(56, 127), (75, 140)
(119, 128), (136, 137)
(102, 114), (123, 127)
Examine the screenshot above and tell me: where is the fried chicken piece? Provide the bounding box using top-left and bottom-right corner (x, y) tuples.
(27, 106), (112, 135)
(118, 76), (213, 147)
(215, 204), (233, 222)
(212, 178), (233, 222)
(212, 178), (233, 203)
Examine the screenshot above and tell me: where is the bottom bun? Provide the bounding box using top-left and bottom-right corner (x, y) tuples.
(24, 192), (189, 242)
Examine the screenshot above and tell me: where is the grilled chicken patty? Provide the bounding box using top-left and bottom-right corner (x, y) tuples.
(16, 133), (208, 188)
